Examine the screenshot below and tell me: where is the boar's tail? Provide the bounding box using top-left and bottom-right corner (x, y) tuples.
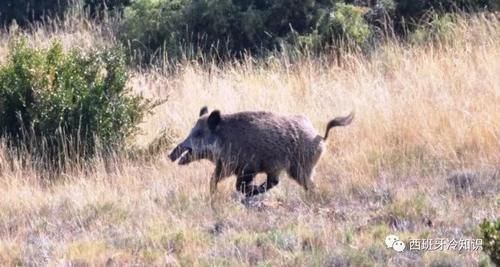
(324, 112), (354, 140)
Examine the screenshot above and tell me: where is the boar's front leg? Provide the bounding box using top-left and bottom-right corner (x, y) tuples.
(210, 160), (228, 196)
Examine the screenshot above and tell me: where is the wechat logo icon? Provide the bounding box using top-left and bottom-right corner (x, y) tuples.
(385, 235), (406, 252)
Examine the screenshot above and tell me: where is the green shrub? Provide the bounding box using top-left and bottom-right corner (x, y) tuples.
(120, 0), (374, 63)
(480, 218), (500, 265)
(409, 13), (458, 44)
(297, 3), (371, 51)
(119, 0), (499, 63)
(0, 40), (153, 171)
(120, 0), (190, 62)
(325, 3), (371, 46)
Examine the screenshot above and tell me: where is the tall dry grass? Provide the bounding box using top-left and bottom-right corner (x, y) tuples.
(0, 13), (499, 266)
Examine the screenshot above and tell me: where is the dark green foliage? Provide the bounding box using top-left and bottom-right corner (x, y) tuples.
(0, 0), (70, 26)
(353, 0), (499, 19)
(393, 0), (499, 28)
(480, 218), (500, 265)
(119, 0), (190, 62)
(120, 0), (372, 62)
(84, 0), (131, 18)
(0, 40), (153, 171)
(345, 0), (499, 34)
(303, 3), (371, 49)
(3, 0), (498, 63)
(0, 0), (132, 26)
(409, 13), (458, 44)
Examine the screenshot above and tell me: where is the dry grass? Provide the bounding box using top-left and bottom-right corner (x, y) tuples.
(1, 13), (499, 266)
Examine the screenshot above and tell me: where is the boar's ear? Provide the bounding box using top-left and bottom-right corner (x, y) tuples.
(199, 106), (208, 117)
(207, 110), (221, 131)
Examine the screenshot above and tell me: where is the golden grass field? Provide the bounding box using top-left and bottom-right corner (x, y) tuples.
(0, 13), (499, 266)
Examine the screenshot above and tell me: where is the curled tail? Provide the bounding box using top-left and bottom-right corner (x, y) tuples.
(324, 112), (354, 140)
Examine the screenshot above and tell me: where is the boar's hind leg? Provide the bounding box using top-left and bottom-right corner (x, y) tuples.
(244, 173), (280, 198)
(288, 165), (316, 192)
(261, 173), (280, 191)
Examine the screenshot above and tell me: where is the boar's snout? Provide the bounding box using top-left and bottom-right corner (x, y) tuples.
(168, 144), (192, 164)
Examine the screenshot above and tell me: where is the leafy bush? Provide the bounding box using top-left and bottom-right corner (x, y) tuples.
(409, 13), (458, 44)
(119, 0), (190, 62)
(120, 0), (373, 63)
(480, 218), (500, 265)
(296, 3), (371, 52)
(325, 3), (371, 45)
(0, 40), (153, 170)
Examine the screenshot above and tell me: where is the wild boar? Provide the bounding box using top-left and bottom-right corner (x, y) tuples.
(169, 106), (353, 198)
